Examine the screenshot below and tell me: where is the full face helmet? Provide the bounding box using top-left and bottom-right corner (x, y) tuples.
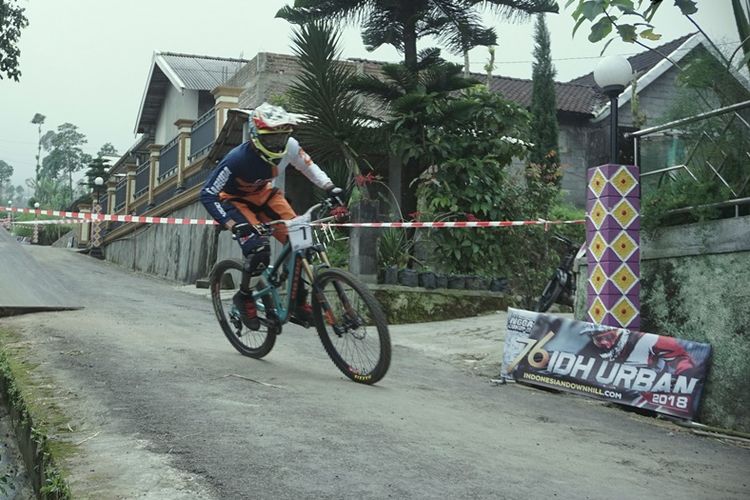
(248, 102), (298, 163)
(580, 324), (630, 361)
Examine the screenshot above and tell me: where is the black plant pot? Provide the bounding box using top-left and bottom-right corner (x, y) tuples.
(490, 277), (509, 292)
(398, 268), (419, 287)
(465, 276), (490, 290)
(418, 271), (438, 289)
(384, 266), (399, 285)
(447, 275), (466, 289)
(436, 274), (448, 289)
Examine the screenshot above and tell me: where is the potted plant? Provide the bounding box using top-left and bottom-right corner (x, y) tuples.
(377, 228), (411, 285)
(418, 268), (438, 289)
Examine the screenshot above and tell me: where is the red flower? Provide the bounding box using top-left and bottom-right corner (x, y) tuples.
(354, 172), (379, 187)
(464, 212), (478, 221)
(330, 206), (349, 220)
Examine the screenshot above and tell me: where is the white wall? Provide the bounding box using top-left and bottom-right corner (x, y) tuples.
(155, 87), (199, 145)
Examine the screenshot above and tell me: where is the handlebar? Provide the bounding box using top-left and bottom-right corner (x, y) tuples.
(246, 198), (347, 237)
(552, 233), (577, 250)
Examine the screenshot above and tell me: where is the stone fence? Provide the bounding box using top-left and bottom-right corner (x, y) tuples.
(575, 215), (750, 432)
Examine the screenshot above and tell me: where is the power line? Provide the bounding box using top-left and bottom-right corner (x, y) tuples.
(469, 40), (740, 66)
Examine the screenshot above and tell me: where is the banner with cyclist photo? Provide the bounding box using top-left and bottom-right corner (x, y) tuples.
(500, 309), (712, 419)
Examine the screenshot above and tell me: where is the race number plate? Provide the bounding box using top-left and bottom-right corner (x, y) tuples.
(288, 213), (314, 252)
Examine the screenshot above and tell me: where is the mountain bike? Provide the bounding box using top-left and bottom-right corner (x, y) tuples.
(209, 199), (391, 384)
(535, 233), (581, 313)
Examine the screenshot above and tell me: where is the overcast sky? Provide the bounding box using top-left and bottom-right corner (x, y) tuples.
(0, 0), (737, 187)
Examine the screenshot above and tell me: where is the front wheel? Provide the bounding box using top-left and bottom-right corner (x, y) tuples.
(209, 259), (277, 358)
(311, 269), (391, 384)
(535, 275), (564, 313)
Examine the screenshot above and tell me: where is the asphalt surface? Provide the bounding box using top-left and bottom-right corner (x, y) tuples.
(0, 227), (81, 314)
(0, 246), (748, 499)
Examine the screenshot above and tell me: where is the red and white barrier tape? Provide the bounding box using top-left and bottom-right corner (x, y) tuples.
(1, 206), (583, 228)
(1, 206), (217, 225)
(321, 220), (583, 228)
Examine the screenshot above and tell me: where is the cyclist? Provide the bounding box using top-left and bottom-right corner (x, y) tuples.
(579, 325), (695, 375)
(200, 102), (342, 330)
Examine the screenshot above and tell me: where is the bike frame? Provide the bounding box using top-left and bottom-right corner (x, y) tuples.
(253, 241), (329, 324)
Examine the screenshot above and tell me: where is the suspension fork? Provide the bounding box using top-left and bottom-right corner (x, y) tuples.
(302, 250), (357, 327)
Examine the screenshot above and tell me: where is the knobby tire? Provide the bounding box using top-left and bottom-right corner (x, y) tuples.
(535, 276), (563, 313)
(209, 258), (276, 358)
(311, 268), (391, 385)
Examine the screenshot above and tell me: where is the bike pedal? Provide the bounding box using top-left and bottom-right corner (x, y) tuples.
(289, 316), (310, 328)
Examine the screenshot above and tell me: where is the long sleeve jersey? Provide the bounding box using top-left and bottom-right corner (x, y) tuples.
(200, 137), (332, 225)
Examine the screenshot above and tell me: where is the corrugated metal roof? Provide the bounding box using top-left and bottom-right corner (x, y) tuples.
(135, 52), (249, 134)
(158, 52), (249, 91)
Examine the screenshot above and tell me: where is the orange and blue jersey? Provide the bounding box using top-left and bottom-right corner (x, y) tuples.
(200, 137), (332, 225)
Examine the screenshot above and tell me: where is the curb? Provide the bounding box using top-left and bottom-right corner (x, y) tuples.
(0, 349), (71, 499)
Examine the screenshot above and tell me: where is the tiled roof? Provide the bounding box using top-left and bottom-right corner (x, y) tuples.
(485, 33), (697, 117)
(567, 33), (696, 85)
(159, 52), (249, 91)
(488, 75), (603, 115)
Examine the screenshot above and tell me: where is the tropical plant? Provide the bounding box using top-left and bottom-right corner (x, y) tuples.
(97, 142), (118, 158)
(39, 123), (91, 206)
(25, 175), (71, 209)
(567, 0), (750, 76)
(277, 1), (559, 72)
(31, 113), (45, 185)
(0, 160), (13, 202)
(414, 87), (531, 270)
(286, 21), (377, 200)
(351, 49), (479, 215)
(0, 0), (28, 81)
(377, 227), (412, 268)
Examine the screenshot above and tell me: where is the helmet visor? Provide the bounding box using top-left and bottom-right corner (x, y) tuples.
(256, 129), (291, 157)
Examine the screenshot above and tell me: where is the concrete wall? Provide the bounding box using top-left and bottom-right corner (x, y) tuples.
(558, 120), (607, 207)
(575, 215), (750, 432)
(105, 201), (240, 283)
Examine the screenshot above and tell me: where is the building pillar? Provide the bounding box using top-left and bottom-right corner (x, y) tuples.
(106, 181), (117, 215)
(586, 164), (641, 329)
(79, 204), (91, 246)
(211, 86), (243, 136)
(147, 145), (162, 208)
(125, 163), (137, 214)
(174, 119), (194, 192)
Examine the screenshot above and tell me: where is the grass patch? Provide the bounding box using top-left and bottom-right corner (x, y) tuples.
(0, 326), (74, 499)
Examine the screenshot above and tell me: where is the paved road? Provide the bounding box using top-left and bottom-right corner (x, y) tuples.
(0, 246), (748, 499)
(0, 227), (81, 314)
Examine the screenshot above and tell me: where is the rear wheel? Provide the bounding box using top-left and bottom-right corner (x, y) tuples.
(311, 268), (391, 384)
(210, 259), (277, 358)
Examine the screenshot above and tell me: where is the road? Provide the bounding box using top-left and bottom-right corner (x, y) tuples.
(0, 246), (748, 499)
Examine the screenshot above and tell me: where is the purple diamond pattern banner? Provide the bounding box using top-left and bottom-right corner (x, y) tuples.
(586, 164), (641, 329)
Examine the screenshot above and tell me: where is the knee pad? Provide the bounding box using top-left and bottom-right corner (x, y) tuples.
(244, 245), (270, 277)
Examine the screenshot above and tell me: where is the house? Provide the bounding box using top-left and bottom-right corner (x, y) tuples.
(94, 33), (742, 282)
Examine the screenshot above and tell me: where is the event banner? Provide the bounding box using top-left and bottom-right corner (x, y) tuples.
(500, 309), (712, 419)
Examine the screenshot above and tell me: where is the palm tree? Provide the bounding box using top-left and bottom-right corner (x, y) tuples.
(286, 21), (375, 197)
(276, 1), (559, 72)
(348, 49), (479, 216)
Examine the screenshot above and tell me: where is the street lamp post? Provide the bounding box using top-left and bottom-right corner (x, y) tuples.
(90, 176), (105, 259)
(594, 55), (633, 163)
(32, 202), (40, 244)
(587, 55), (641, 330)
(7, 200), (12, 231)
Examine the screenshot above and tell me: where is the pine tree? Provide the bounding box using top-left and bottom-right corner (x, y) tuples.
(529, 14), (559, 185)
